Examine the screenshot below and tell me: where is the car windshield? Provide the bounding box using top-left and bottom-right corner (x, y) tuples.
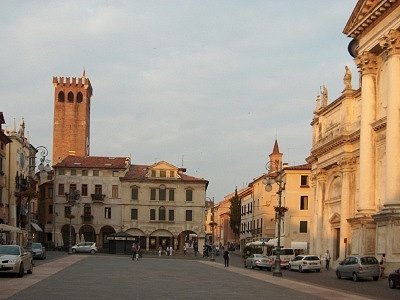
(0, 245), (21, 255)
(31, 243), (42, 249)
(304, 256), (320, 261)
(360, 257), (378, 265)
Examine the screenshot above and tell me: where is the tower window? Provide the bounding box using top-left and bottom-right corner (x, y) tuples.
(58, 91), (65, 102)
(67, 91), (74, 102)
(77, 92), (83, 103)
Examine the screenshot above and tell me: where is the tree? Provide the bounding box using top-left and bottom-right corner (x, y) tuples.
(229, 187), (241, 240)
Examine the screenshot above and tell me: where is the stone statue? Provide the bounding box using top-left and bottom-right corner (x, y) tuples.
(343, 65), (352, 90)
(315, 94), (321, 111)
(321, 85), (328, 107)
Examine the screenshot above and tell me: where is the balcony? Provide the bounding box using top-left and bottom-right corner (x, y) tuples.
(91, 193), (106, 203)
(81, 214), (93, 224)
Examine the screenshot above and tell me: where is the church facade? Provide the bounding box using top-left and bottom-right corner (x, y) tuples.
(308, 0), (400, 271)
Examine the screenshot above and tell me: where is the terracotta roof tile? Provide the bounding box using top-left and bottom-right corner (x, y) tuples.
(54, 156), (129, 169)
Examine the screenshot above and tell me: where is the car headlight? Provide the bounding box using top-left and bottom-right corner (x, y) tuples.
(8, 259), (18, 264)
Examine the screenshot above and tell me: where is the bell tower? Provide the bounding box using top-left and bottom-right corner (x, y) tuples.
(52, 71), (93, 164)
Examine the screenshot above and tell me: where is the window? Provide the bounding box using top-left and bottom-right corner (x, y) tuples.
(71, 169), (76, 176)
(170, 171), (174, 177)
(77, 92), (83, 103)
(58, 91), (65, 102)
(300, 175), (309, 187)
(151, 170), (156, 177)
(150, 209), (156, 221)
(186, 189), (193, 202)
(95, 185), (102, 195)
(112, 185), (118, 198)
(58, 169), (65, 175)
(64, 206), (71, 217)
(93, 170), (99, 176)
(160, 170), (166, 177)
(300, 196), (308, 210)
(58, 184), (64, 196)
(69, 184), (77, 192)
(150, 188), (156, 200)
(84, 206), (91, 217)
(299, 221), (308, 233)
(49, 204), (53, 214)
(82, 170), (88, 176)
(186, 210), (193, 221)
(81, 184), (88, 196)
(48, 187), (53, 198)
(105, 207), (111, 219)
(131, 187), (138, 200)
(159, 206), (166, 220)
(131, 208), (138, 220)
(169, 210), (174, 221)
(113, 171), (119, 177)
(168, 189), (175, 201)
(67, 91), (74, 102)
(159, 186), (166, 201)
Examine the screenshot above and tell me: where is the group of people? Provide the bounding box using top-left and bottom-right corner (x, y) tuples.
(158, 245), (173, 256)
(131, 243), (142, 261)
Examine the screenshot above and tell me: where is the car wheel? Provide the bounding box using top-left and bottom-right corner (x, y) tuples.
(27, 261), (33, 274)
(18, 263), (24, 278)
(72, 248), (77, 253)
(266, 267), (271, 271)
(373, 276), (379, 281)
(389, 278), (396, 289)
(251, 263), (255, 269)
(90, 249), (96, 255)
(316, 269), (321, 273)
(244, 262), (247, 268)
(352, 272), (359, 282)
(299, 266), (303, 273)
(288, 264), (292, 271)
(336, 270), (341, 279)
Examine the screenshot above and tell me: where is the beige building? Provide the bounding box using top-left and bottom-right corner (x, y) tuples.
(308, 0), (400, 271)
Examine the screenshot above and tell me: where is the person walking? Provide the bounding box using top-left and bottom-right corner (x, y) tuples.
(132, 243), (137, 261)
(380, 253), (386, 278)
(223, 249), (230, 267)
(183, 245), (187, 256)
(324, 250), (331, 270)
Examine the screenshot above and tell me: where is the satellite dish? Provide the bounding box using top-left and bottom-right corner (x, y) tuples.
(348, 39), (359, 58)
(265, 184), (272, 192)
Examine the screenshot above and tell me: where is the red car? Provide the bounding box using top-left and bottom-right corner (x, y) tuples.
(389, 268), (400, 289)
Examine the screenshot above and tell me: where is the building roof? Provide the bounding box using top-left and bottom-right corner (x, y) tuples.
(53, 155), (129, 169)
(283, 163), (311, 171)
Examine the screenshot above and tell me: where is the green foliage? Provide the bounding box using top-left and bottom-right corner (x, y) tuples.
(229, 187), (241, 239)
(242, 245), (263, 259)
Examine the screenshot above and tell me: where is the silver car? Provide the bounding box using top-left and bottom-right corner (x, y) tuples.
(31, 242), (46, 260)
(71, 242), (97, 254)
(336, 255), (380, 282)
(0, 245), (33, 277)
(244, 254), (269, 270)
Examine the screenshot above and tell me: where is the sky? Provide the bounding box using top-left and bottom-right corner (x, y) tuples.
(1, 0), (358, 202)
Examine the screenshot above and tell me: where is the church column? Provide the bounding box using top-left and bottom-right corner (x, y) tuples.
(380, 29), (400, 208)
(339, 157), (355, 260)
(314, 170), (327, 256)
(355, 51), (379, 214)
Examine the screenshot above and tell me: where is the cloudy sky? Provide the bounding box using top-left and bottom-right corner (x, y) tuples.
(2, 1), (358, 201)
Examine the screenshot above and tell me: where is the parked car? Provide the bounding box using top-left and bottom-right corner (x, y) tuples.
(71, 242), (97, 254)
(31, 242), (46, 260)
(268, 248), (296, 269)
(288, 255), (322, 272)
(388, 268), (400, 289)
(244, 254), (269, 270)
(336, 255), (380, 282)
(0, 245), (33, 277)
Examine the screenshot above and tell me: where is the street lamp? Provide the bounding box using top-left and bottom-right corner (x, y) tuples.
(66, 190), (80, 254)
(36, 146), (51, 172)
(264, 161), (287, 277)
(206, 197), (216, 262)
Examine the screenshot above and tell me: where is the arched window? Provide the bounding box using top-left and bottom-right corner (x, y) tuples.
(77, 92), (83, 103)
(58, 91), (65, 102)
(67, 91), (74, 102)
(159, 206), (166, 221)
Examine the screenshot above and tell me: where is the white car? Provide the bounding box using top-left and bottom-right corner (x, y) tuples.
(288, 255), (322, 272)
(0, 245), (34, 277)
(71, 242), (97, 254)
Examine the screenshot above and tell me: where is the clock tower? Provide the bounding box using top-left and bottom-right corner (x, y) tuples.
(52, 71), (93, 164)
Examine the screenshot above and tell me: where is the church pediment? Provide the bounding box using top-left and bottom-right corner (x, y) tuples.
(329, 212), (341, 224)
(343, 0), (398, 38)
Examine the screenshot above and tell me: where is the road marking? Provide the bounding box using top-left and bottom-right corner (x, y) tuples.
(200, 261), (374, 300)
(0, 256), (86, 300)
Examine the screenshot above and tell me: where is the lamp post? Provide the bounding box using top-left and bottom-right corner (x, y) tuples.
(206, 197), (216, 262)
(67, 190), (80, 254)
(264, 161), (286, 277)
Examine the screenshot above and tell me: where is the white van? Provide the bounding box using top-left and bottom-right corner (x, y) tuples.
(270, 248), (295, 268)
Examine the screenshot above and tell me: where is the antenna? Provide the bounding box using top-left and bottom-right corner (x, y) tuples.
(181, 155), (184, 167)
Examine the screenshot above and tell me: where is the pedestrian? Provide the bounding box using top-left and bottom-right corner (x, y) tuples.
(169, 246), (173, 256)
(132, 243), (137, 261)
(183, 245), (187, 256)
(158, 246), (162, 256)
(380, 253), (386, 278)
(136, 245), (140, 261)
(223, 249), (230, 267)
(166, 246), (169, 256)
(324, 250), (331, 270)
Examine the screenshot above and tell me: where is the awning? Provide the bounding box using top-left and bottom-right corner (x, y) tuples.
(291, 241), (308, 250)
(31, 223), (43, 232)
(266, 237), (285, 247)
(0, 224), (22, 233)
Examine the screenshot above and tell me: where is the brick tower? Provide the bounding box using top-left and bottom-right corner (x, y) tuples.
(52, 72), (93, 164)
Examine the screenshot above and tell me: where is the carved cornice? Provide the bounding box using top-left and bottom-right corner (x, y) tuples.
(355, 51), (379, 75)
(371, 116), (387, 131)
(379, 29), (400, 56)
(339, 156), (357, 172)
(311, 130), (360, 158)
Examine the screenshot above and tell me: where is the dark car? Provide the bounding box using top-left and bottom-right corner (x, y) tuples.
(389, 268), (400, 289)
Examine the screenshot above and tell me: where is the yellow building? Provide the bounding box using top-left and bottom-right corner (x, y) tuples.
(308, 0), (400, 271)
